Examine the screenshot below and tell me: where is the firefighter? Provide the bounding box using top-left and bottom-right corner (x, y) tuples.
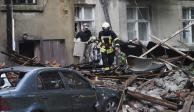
(98, 22), (119, 70)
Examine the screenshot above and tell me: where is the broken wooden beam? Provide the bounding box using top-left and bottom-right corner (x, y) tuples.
(151, 35), (194, 62)
(127, 90), (178, 110)
(140, 22), (194, 57)
(95, 73), (160, 80)
(181, 95), (193, 112)
(22, 56), (37, 66)
(116, 76), (137, 112)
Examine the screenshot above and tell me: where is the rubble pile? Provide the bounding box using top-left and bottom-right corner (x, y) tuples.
(86, 67), (194, 112)
(73, 56), (194, 112)
(123, 70), (191, 112)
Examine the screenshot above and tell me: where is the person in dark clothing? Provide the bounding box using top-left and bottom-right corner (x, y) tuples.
(75, 23), (92, 42)
(98, 22), (119, 70)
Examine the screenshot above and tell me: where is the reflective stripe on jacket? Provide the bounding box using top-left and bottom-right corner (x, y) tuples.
(100, 36), (114, 54)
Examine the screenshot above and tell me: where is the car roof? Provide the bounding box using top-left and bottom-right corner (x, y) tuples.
(0, 66), (61, 73)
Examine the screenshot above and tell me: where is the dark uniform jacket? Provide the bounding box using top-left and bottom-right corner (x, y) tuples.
(76, 30), (92, 42)
(98, 30), (117, 45)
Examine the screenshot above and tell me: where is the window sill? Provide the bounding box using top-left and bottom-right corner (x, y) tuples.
(1, 4), (44, 12)
(75, 19), (94, 22)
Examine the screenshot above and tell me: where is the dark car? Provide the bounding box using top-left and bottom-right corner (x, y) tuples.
(0, 66), (119, 112)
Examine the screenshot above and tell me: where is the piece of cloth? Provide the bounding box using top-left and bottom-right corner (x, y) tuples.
(115, 51), (126, 66)
(76, 30), (92, 42)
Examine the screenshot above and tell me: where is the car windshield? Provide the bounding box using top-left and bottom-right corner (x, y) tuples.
(0, 71), (26, 88)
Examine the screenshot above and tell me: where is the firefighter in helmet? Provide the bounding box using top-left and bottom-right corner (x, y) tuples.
(98, 22), (119, 70)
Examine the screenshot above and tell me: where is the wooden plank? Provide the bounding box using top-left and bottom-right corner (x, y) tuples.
(127, 90), (177, 110)
(22, 56), (37, 66)
(140, 22), (194, 57)
(182, 95), (193, 112)
(116, 76), (137, 112)
(151, 35), (194, 62)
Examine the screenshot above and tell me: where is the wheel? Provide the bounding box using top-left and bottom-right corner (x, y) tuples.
(102, 98), (118, 112)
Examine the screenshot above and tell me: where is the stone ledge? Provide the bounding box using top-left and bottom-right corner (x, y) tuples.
(0, 5), (44, 12)
(0, 0), (44, 12)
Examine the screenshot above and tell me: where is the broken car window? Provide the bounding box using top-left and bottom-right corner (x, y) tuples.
(38, 71), (64, 90)
(0, 71), (26, 88)
(61, 71), (90, 89)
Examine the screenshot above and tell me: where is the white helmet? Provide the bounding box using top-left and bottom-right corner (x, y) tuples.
(102, 22), (110, 29)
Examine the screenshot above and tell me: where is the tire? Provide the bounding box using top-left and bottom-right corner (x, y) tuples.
(102, 98), (118, 112)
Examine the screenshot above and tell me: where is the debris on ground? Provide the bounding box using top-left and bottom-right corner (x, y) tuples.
(2, 39), (194, 112)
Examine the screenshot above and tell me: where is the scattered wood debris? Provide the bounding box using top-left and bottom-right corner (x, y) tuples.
(1, 51), (44, 66)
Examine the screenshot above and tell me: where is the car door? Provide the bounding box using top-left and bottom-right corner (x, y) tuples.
(37, 70), (72, 112)
(60, 70), (97, 112)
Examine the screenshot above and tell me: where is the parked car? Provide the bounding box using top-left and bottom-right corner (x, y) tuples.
(0, 66), (119, 112)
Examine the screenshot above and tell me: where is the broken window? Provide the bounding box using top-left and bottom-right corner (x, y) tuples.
(0, 71), (26, 88)
(75, 5), (95, 34)
(127, 7), (150, 41)
(38, 71), (64, 90)
(60, 71), (90, 89)
(182, 8), (194, 43)
(19, 40), (38, 58)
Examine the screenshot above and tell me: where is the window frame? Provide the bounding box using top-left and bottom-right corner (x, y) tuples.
(36, 70), (65, 90)
(0, 71), (26, 88)
(74, 5), (95, 33)
(12, 0), (38, 5)
(182, 7), (194, 44)
(59, 70), (92, 90)
(126, 7), (151, 41)
(1, 0), (43, 12)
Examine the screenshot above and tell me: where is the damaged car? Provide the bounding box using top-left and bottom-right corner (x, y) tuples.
(0, 66), (119, 112)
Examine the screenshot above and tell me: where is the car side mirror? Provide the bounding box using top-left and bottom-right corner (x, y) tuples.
(0, 78), (5, 86)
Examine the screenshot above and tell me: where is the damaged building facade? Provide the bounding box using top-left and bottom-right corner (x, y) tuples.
(75, 0), (194, 46)
(0, 0), (75, 65)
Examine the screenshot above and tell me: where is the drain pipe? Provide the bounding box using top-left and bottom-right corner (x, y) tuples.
(5, 0), (13, 53)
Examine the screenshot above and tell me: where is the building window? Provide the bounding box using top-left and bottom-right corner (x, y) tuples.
(13, 0), (37, 5)
(75, 5), (95, 33)
(2, 0), (43, 12)
(19, 40), (38, 58)
(182, 7), (194, 44)
(4, 0), (37, 5)
(127, 7), (150, 41)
